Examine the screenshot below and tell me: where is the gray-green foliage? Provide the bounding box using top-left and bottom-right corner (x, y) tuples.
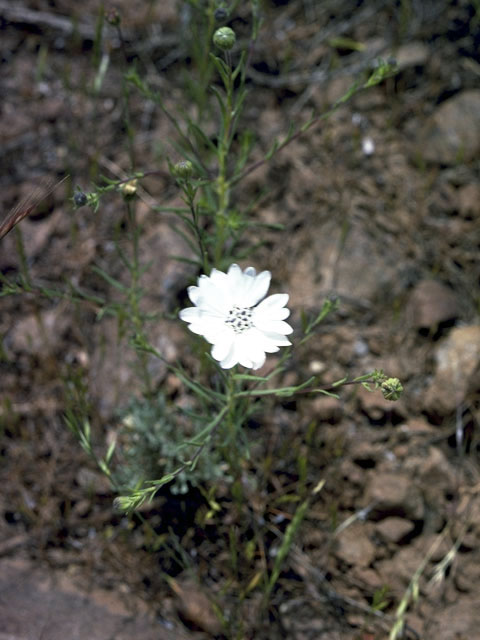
(114, 395), (229, 495)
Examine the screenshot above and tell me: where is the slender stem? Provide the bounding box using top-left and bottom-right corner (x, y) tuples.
(233, 376), (380, 398)
(126, 200), (153, 396)
(220, 368), (244, 479)
(214, 58), (234, 266)
(226, 369), (237, 441)
(230, 76), (373, 188)
(185, 185), (209, 273)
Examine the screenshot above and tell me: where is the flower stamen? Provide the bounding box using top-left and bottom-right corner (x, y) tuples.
(225, 304), (253, 333)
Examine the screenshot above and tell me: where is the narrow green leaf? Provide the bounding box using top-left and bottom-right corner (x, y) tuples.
(91, 265), (128, 292)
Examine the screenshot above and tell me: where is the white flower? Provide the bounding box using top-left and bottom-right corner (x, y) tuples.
(179, 264), (293, 370)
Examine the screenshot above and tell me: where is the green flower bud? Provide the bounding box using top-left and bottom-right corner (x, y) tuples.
(381, 378), (404, 402)
(113, 496), (129, 512)
(174, 160), (193, 179)
(213, 27), (236, 51)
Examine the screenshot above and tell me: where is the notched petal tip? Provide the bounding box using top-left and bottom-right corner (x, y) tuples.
(179, 307), (193, 321)
(187, 285), (201, 305)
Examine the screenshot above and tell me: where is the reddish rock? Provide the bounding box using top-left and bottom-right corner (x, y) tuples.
(311, 394), (343, 423)
(458, 183), (480, 217)
(398, 418), (435, 435)
(357, 385), (403, 421)
(0, 558), (188, 640)
(395, 42), (429, 70)
(334, 523), (376, 567)
(424, 325), (480, 415)
(375, 545), (425, 591)
(171, 577), (223, 635)
(365, 471), (424, 521)
(428, 598), (480, 639)
(406, 279), (460, 329)
(375, 517), (415, 543)
(419, 90), (480, 164)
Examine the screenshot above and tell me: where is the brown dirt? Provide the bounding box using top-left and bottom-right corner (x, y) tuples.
(1, 1), (480, 639)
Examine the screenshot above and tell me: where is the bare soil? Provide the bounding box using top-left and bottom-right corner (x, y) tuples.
(1, 1), (480, 639)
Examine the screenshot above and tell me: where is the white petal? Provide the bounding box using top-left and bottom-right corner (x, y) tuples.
(253, 304), (290, 322)
(244, 266), (257, 277)
(273, 308), (290, 320)
(187, 318), (228, 342)
(188, 318), (210, 336)
(195, 277), (231, 315)
(187, 285), (201, 305)
(179, 307), (202, 322)
(209, 268), (230, 292)
(236, 330), (267, 369)
(246, 270), (271, 306)
(211, 333), (235, 361)
(255, 293), (289, 312)
(227, 263), (242, 283)
(259, 293), (289, 308)
(188, 321), (211, 336)
(261, 330), (292, 346)
(235, 269), (270, 307)
(245, 327), (281, 353)
(253, 318), (293, 335)
(203, 323), (234, 345)
(250, 352), (266, 370)
(210, 267), (227, 280)
(220, 340), (241, 369)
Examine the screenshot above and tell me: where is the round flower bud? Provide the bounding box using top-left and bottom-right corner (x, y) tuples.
(213, 27), (236, 51)
(113, 497), (128, 512)
(381, 378), (404, 402)
(73, 191), (87, 207)
(174, 160), (193, 179)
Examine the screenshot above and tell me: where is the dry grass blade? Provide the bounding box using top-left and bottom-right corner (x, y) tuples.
(0, 176), (67, 240)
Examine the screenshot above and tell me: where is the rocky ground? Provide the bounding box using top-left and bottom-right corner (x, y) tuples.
(1, 1), (480, 639)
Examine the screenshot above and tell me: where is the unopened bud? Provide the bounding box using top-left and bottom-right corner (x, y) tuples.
(73, 191), (88, 207)
(120, 178), (138, 197)
(381, 378), (403, 401)
(113, 496), (128, 512)
(213, 27), (236, 51)
(174, 160), (193, 179)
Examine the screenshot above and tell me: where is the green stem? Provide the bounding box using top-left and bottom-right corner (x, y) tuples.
(233, 373), (384, 398)
(226, 369), (237, 442)
(221, 368), (245, 479)
(126, 200), (153, 396)
(214, 59), (234, 266)
(196, 0), (217, 118)
(185, 185), (209, 273)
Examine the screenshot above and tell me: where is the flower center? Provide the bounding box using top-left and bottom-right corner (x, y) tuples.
(225, 305), (253, 333)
